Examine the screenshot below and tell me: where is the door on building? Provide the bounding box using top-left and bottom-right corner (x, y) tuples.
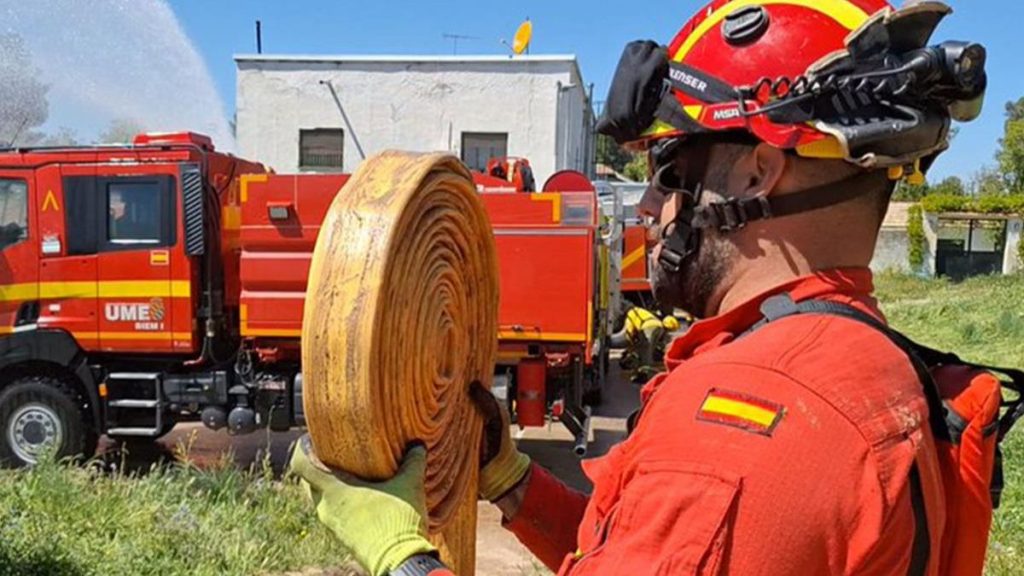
(935, 217), (1007, 280)
(461, 132), (508, 172)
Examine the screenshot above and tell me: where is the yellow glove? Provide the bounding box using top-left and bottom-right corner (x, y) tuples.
(288, 435), (437, 576)
(469, 383), (531, 502)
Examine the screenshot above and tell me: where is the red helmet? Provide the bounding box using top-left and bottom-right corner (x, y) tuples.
(598, 0), (986, 174)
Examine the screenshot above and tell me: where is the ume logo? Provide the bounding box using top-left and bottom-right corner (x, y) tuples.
(105, 303), (152, 322)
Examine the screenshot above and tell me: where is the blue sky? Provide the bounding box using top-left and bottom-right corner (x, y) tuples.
(170, 0), (1021, 183)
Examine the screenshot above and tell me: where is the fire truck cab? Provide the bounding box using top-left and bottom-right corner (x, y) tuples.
(0, 133), (267, 466)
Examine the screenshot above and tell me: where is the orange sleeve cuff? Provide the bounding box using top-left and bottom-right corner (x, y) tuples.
(503, 462), (589, 572)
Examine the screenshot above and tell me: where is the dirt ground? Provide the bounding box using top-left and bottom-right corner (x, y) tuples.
(98, 364), (639, 575)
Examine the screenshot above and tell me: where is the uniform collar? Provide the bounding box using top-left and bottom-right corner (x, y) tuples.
(660, 267), (879, 374)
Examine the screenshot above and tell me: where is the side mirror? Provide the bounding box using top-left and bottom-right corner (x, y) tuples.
(0, 223), (25, 248)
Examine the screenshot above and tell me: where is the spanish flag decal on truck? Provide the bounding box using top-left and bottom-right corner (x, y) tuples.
(696, 388), (785, 436)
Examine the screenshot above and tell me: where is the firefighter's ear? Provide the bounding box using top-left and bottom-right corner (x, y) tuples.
(732, 143), (786, 198)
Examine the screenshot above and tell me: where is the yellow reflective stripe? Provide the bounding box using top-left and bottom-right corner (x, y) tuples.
(70, 331), (191, 341)
(240, 173), (268, 203)
(641, 119), (681, 139)
(622, 245), (646, 271)
(673, 0), (870, 62)
(702, 396), (778, 427)
(0, 283), (38, 301)
(39, 282), (95, 299)
(0, 281), (193, 302)
(498, 330), (587, 342)
(98, 331), (193, 341)
(242, 327), (302, 338)
(529, 193), (562, 223)
(684, 105), (703, 119)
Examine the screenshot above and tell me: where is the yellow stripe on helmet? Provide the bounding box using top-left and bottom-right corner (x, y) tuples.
(673, 0), (871, 62)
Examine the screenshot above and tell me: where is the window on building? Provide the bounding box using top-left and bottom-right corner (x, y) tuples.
(0, 179), (28, 249)
(299, 129), (345, 171)
(461, 132), (508, 172)
(107, 182), (163, 244)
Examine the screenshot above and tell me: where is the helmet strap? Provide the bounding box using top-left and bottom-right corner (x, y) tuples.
(656, 170), (879, 274)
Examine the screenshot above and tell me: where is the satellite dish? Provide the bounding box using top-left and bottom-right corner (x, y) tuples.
(512, 19), (532, 55)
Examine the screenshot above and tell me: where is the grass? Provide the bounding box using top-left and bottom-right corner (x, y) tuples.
(874, 272), (1024, 576)
(0, 438), (352, 576)
(0, 273), (1019, 575)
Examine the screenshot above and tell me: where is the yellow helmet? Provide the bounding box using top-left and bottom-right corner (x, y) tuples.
(663, 315), (682, 332)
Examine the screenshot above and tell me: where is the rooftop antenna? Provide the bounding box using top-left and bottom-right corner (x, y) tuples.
(255, 20), (263, 54)
(442, 33), (479, 55)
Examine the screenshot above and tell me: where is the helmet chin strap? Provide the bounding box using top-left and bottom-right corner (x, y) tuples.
(656, 170), (881, 274)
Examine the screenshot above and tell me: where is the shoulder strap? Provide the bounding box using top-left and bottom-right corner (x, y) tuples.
(750, 294), (951, 442)
(747, 294), (936, 576)
(749, 293), (1024, 511)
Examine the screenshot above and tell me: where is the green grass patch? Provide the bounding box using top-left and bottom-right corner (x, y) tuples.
(875, 272), (1024, 575)
(0, 443), (350, 576)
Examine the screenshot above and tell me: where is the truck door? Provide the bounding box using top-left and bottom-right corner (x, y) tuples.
(35, 165), (99, 345)
(0, 171), (39, 334)
(94, 175), (178, 353)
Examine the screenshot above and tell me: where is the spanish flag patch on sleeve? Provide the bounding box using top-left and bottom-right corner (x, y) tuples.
(696, 388), (785, 436)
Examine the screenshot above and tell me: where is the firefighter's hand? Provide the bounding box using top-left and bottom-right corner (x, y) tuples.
(469, 382), (531, 502)
(288, 435), (436, 576)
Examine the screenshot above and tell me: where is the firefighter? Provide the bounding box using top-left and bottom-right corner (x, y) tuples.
(612, 306), (684, 383)
(108, 189), (146, 239)
(290, 1), (988, 574)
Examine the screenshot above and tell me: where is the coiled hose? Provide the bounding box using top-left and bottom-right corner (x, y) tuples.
(302, 151), (499, 574)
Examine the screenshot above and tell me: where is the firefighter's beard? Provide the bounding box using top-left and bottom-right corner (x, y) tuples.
(650, 227), (734, 319)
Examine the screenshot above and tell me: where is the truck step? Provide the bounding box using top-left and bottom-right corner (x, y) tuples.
(107, 372), (162, 380)
(107, 427), (161, 437)
(107, 399), (159, 409)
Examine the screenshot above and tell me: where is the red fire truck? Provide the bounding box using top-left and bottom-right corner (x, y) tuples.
(0, 133), (609, 466)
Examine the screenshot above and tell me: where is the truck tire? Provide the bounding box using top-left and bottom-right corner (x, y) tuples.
(0, 377), (98, 467)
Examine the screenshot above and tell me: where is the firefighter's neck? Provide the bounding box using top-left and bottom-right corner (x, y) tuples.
(705, 156), (880, 318)
(711, 224), (877, 317)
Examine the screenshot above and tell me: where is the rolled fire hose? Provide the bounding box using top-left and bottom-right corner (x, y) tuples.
(302, 151), (499, 574)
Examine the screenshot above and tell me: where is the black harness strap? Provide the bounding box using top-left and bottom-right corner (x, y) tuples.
(747, 294), (940, 576)
(752, 295), (951, 442)
(907, 464), (931, 576)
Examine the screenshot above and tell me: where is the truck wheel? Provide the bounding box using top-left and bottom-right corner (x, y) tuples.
(0, 377), (97, 467)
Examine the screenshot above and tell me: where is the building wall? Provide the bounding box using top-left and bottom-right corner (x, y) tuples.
(871, 227), (911, 273)
(1004, 218), (1022, 274)
(235, 56), (592, 181)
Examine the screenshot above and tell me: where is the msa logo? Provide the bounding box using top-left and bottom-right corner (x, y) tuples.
(104, 298), (166, 331)
(669, 68), (708, 93)
(712, 108), (741, 122)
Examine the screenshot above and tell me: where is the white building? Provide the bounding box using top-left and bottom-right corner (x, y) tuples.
(234, 54), (595, 182)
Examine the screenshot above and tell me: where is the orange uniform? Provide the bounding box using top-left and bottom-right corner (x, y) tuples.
(506, 268), (943, 574)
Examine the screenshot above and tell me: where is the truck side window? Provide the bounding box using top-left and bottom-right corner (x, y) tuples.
(107, 182), (162, 244)
(0, 179), (28, 249)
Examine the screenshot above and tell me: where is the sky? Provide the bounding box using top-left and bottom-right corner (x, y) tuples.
(101, 1), (1024, 182)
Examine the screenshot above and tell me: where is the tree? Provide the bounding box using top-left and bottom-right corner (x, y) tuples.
(98, 118), (146, 144)
(623, 153), (650, 182)
(35, 127), (81, 147)
(595, 133), (633, 174)
(997, 98), (1024, 193)
(0, 33), (49, 146)
(931, 176), (966, 197)
(971, 166), (1005, 197)
(892, 181), (930, 202)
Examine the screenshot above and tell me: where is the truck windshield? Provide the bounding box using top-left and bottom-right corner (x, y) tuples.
(0, 179), (28, 248)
